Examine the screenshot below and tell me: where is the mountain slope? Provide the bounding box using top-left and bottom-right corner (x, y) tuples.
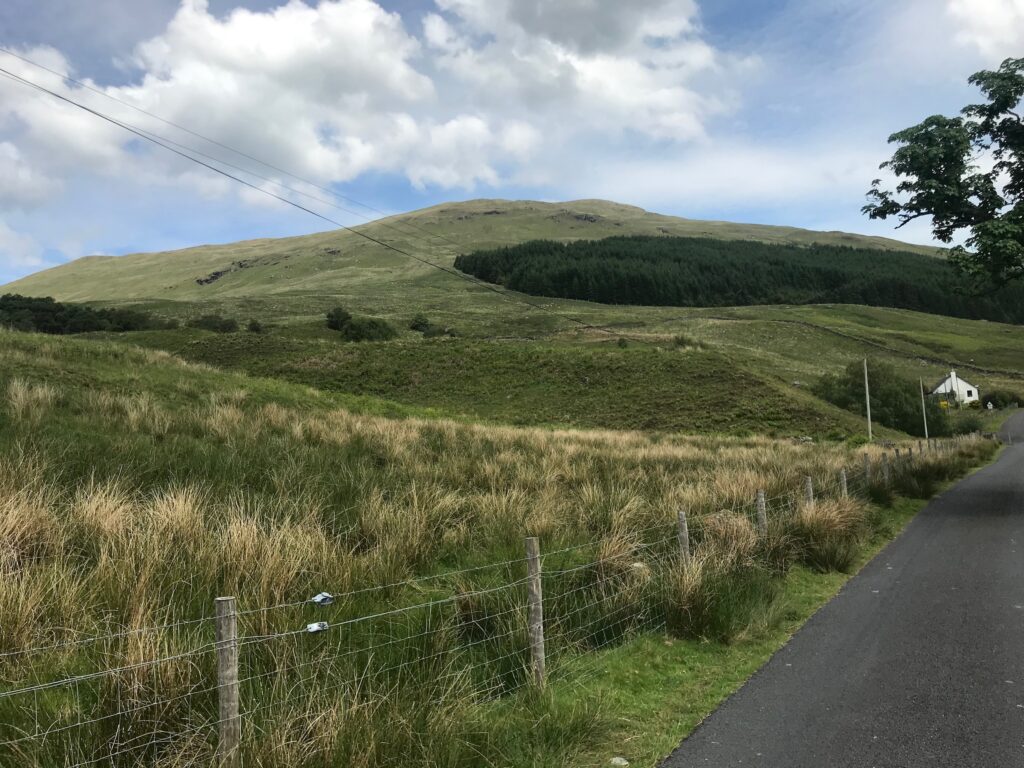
(3, 199), (938, 302)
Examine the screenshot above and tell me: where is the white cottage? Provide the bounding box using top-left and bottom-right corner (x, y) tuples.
(931, 370), (980, 406)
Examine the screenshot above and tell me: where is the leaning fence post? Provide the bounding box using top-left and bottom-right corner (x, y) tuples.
(676, 510), (691, 563)
(756, 489), (767, 534)
(804, 475), (815, 507)
(882, 453), (892, 486)
(840, 468), (848, 498)
(215, 596), (241, 768)
(525, 537), (546, 689)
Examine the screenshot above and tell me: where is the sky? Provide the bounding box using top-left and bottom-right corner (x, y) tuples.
(1, 0), (1023, 284)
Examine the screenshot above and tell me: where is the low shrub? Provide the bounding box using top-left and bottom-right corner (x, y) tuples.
(187, 314), (238, 333)
(326, 306), (397, 342)
(981, 389), (1021, 409)
(247, 319), (264, 334)
(340, 317), (398, 342)
(953, 413), (984, 435)
(409, 314), (431, 333)
(326, 307), (352, 331)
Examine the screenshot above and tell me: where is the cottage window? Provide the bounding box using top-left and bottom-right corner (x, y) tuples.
(967, 390), (973, 397)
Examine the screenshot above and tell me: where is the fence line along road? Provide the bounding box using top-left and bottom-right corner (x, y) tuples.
(0, 435), (989, 767)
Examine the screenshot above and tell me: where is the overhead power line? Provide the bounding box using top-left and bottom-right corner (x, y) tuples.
(0, 46), (478, 256)
(0, 65), (630, 339)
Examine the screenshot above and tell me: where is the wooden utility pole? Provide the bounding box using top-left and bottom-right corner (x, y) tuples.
(215, 596), (241, 768)
(863, 359), (873, 441)
(919, 378), (929, 440)
(525, 537), (546, 689)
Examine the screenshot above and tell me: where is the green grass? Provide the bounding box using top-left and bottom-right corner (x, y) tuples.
(110, 329), (899, 437)
(543, 496), (924, 768)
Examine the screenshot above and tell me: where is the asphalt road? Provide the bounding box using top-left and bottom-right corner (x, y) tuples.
(662, 412), (1024, 768)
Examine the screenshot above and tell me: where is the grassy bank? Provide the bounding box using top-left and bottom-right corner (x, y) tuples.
(0, 330), (997, 767)
(111, 329), (890, 437)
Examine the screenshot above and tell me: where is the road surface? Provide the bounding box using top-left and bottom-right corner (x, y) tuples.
(661, 412), (1024, 767)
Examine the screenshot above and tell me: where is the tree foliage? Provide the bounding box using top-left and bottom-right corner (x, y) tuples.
(815, 359), (950, 438)
(453, 236), (1024, 322)
(0, 294), (160, 334)
(864, 58), (1024, 289)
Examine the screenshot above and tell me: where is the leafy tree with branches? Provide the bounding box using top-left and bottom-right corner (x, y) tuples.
(864, 58), (1024, 290)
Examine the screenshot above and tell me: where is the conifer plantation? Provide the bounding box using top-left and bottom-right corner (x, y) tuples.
(455, 236), (1024, 323)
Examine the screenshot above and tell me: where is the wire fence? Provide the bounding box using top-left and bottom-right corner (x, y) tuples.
(0, 434), (991, 767)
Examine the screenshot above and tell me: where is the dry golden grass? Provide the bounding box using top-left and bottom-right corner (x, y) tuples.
(7, 378), (58, 423)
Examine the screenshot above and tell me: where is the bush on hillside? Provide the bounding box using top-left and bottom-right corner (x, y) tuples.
(247, 319), (264, 334)
(326, 307), (352, 331)
(409, 314), (431, 333)
(815, 359), (951, 437)
(340, 317), (398, 342)
(325, 306), (397, 342)
(952, 413), (984, 435)
(187, 314), (238, 333)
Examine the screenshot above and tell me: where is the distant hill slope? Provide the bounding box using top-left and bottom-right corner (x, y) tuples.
(2, 199), (939, 302)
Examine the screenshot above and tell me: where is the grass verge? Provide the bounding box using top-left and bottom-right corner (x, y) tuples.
(536, 490), (966, 767)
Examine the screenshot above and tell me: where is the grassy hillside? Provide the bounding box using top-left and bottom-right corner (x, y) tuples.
(4, 198), (1021, 436)
(3, 199), (940, 304)
(116, 329), (892, 437)
(0, 329), (996, 767)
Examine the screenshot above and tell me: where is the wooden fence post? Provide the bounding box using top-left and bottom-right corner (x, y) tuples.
(756, 489), (767, 534)
(676, 510), (691, 564)
(525, 537), (546, 689)
(863, 453), (871, 484)
(882, 453), (891, 486)
(840, 468), (848, 499)
(215, 596), (241, 768)
(804, 475), (814, 507)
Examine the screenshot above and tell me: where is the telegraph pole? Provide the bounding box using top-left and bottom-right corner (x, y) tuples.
(919, 378), (929, 440)
(863, 358), (873, 442)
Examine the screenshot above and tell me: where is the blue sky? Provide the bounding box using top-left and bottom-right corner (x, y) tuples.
(0, 0), (1021, 283)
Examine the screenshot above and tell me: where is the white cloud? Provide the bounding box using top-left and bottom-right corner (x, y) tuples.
(426, 0), (738, 143)
(572, 142), (884, 209)
(0, 222), (44, 272)
(0, 142), (60, 208)
(948, 0), (1024, 61)
(0, 0), (736, 208)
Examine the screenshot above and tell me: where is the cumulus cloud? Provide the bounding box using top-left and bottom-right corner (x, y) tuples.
(425, 0), (736, 142)
(0, 142), (60, 207)
(948, 0), (1024, 61)
(0, 0), (734, 209)
(0, 222), (44, 273)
